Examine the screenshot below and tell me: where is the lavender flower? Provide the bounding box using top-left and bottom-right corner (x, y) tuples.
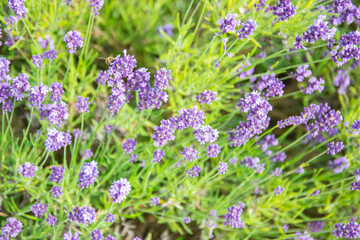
(196, 90), (218, 105)
(104, 125), (114, 134)
(64, 231), (80, 240)
(303, 77), (325, 95)
(105, 213), (116, 223)
(271, 152), (286, 162)
(30, 202), (48, 217)
(129, 154), (137, 163)
(96, 70), (109, 85)
(43, 50), (57, 60)
(150, 197), (160, 206)
(193, 125), (219, 144)
(40, 101), (69, 126)
(8, 0), (28, 18)
(73, 128), (82, 139)
(109, 178), (131, 204)
(237, 18), (257, 40)
(157, 24), (174, 38)
(224, 202), (245, 229)
(2, 100), (13, 112)
(283, 224), (289, 232)
(10, 73), (30, 101)
(271, 167), (282, 177)
(216, 13), (240, 35)
(183, 217), (191, 224)
(1, 217), (23, 238)
(207, 144), (221, 158)
(51, 186), (63, 198)
(308, 221), (325, 233)
(81, 149), (93, 160)
(32, 54), (43, 69)
(274, 185), (284, 196)
(352, 120), (360, 131)
(327, 141), (344, 155)
(105, 235), (116, 240)
(49, 82), (64, 102)
(45, 129), (71, 152)
(334, 69), (350, 94)
(76, 96), (90, 113)
(68, 206), (96, 225)
(49, 166), (65, 183)
(154, 68), (171, 90)
(63, 31), (84, 54)
(218, 162), (228, 175)
(240, 156), (265, 173)
(29, 83), (49, 107)
(89, 0), (104, 15)
(291, 65), (312, 82)
(294, 231), (313, 240)
(254, 0), (266, 10)
(18, 162), (38, 178)
(91, 229), (104, 240)
(186, 165), (201, 178)
(122, 139), (137, 154)
(333, 222), (360, 238)
(295, 167), (304, 174)
(152, 120), (175, 147)
(311, 190), (320, 196)
(258, 134), (278, 152)
(180, 146), (200, 162)
(45, 214), (57, 226)
(78, 160), (99, 189)
(152, 149), (165, 163)
(270, 0), (297, 22)
(134, 237), (142, 240)
(329, 157), (349, 173)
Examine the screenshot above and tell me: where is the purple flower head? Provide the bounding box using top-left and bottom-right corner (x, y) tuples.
(271, 167), (282, 177)
(78, 160), (99, 189)
(43, 50), (57, 60)
(224, 202), (245, 229)
(51, 186), (63, 198)
(68, 206), (96, 225)
(49, 166), (65, 183)
(32, 54), (43, 69)
(329, 156), (349, 173)
(30, 202), (48, 217)
(157, 24), (174, 38)
(45, 129), (71, 152)
(311, 189), (320, 196)
(308, 221), (325, 233)
(49, 82), (64, 102)
(0, 80), (11, 105)
(2, 100), (13, 113)
(109, 49), (137, 79)
(152, 119), (176, 147)
(174, 106), (206, 130)
(271, 152), (286, 162)
(129, 153), (137, 163)
(333, 222), (360, 239)
(40, 101), (69, 126)
(218, 162), (228, 175)
(295, 167), (305, 174)
(352, 120), (360, 131)
(355, 169), (360, 182)
(216, 13), (241, 35)
(76, 96), (90, 113)
(294, 231), (314, 240)
(89, 0), (104, 16)
(109, 178), (131, 204)
(270, 0), (297, 22)
(73, 128), (82, 139)
(38, 35), (52, 49)
(193, 125), (219, 144)
(240, 156), (265, 173)
(196, 90), (218, 105)
(237, 18), (257, 40)
(105, 213), (116, 223)
(183, 217), (191, 224)
(258, 134), (278, 151)
(64, 231), (80, 240)
(334, 69), (350, 95)
(229, 157), (237, 164)
(8, 0), (28, 18)
(274, 185), (284, 196)
(105, 235), (117, 240)
(292, 64), (312, 82)
(63, 31), (84, 54)
(18, 162), (38, 178)
(96, 70), (109, 85)
(186, 165), (201, 178)
(10, 73), (30, 101)
(81, 149), (93, 160)
(283, 224), (289, 232)
(150, 197), (160, 206)
(327, 141), (344, 155)
(264, 76), (285, 99)
(104, 124), (114, 134)
(91, 229), (104, 240)
(254, 0), (266, 10)
(29, 83), (49, 107)
(207, 144), (221, 158)
(122, 139), (137, 154)
(303, 77), (325, 95)
(152, 149), (165, 163)
(180, 146), (200, 162)
(154, 68), (171, 90)
(45, 214), (57, 226)
(1, 217), (23, 238)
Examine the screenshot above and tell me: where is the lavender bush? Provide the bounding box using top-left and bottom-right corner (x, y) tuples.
(1, 0), (360, 239)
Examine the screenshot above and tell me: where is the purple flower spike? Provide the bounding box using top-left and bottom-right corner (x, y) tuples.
(78, 161), (99, 189)
(224, 202), (245, 229)
(237, 18), (257, 40)
(49, 82), (64, 102)
(105, 213), (116, 223)
(334, 70), (350, 95)
(329, 157), (349, 173)
(29, 83), (49, 107)
(8, 0), (28, 19)
(63, 31), (84, 54)
(18, 162), (38, 178)
(1, 217), (23, 238)
(122, 139), (137, 154)
(81, 149), (93, 160)
(207, 144), (221, 158)
(45, 129), (71, 152)
(10, 73), (30, 101)
(73, 128), (82, 139)
(45, 214), (57, 226)
(216, 13), (241, 35)
(196, 90), (218, 105)
(64, 231), (80, 240)
(186, 165), (201, 178)
(109, 178), (131, 204)
(76, 96), (90, 113)
(32, 54), (43, 69)
(274, 185), (284, 196)
(150, 197), (160, 206)
(333, 221), (360, 239)
(51, 186), (63, 198)
(105, 235), (116, 240)
(327, 141), (344, 155)
(154, 68), (171, 90)
(91, 229), (104, 240)
(180, 146), (200, 162)
(89, 0), (104, 16)
(183, 217), (191, 224)
(270, 0), (297, 22)
(152, 149), (165, 163)
(30, 202), (48, 218)
(218, 162), (228, 175)
(311, 189), (320, 196)
(68, 206), (96, 225)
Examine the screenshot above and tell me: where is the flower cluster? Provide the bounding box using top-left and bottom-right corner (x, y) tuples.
(207, 144), (221, 158)
(274, 185), (285, 196)
(250, 73), (285, 99)
(196, 90), (218, 105)
(326, 141), (344, 155)
(45, 129), (71, 152)
(186, 165), (201, 178)
(333, 221), (360, 238)
(1, 217), (23, 238)
(327, 0), (360, 26)
(109, 178), (131, 204)
(122, 139), (137, 154)
(334, 69), (350, 95)
(8, 0), (28, 19)
(224, 202), (245, 229)
(89, 0), (104, 15)
(236, 19), (257, 40)
(63, 31), (84, 54)
(180, 146), (200, 162)
(68, 206), (97, 225)
(152, 149), (165, 163)
(258, 134), (278, 155)
(270, 0), (297, 22)
(45, 214), (57, 226)
(18, 162), (38, 178)
(218, 162), (228, 175)
(32, 54), (43, 69)
(240, 156), (265, 173)
(329, 156), (349, 173)
(78, 161), (99, 189)
(330, 31), (360, 66)
(75, 96), (90, 113)
(150, 197), (160, 206)
(49, 166), (65, 183)
(30, 202), (48, 217)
